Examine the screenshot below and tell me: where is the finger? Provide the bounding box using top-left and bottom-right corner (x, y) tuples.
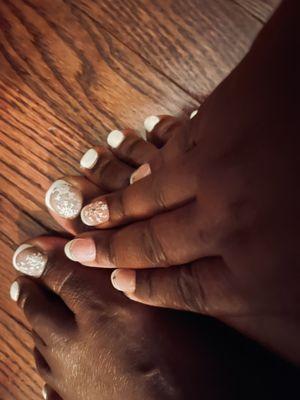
(45, 176), (102, 235)
(143, 115), (186, 147)
(80, 153), (197, 228)
(80, 145), (134, 190)
(43, 385), (63, 400)
(11, 277), (75, 343)
(66, 202), (214, 269)
(110, 258), (231, 316)
(106, 128), (158, 166)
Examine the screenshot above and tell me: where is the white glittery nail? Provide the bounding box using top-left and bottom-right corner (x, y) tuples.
(45, 180), (83, 219)
(81, 200), (109, 226)
(190, 110), (198, 119)
(80, 148), (99, 169)
(107, 130), (125, 148)
(10, 281), (20, 302)
(12, 244), (48, 277)
(144, 116), (160, 132)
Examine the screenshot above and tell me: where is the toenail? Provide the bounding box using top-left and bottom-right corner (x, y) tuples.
(64, 238), (96, 262)
(111, 269), (136, 293)
(107, 130), (125, 148)
(10, 281), (20, 302)
(130, 163), (151, 184)
(42, 385), (47, 399)
(80, 148), (99, 169)
(45, 180), (83, 219)
(81, 200), (109, 226)
(190, 110), (198, 119)
(144, 116), (160, 132)
(12, 244), (48, 277)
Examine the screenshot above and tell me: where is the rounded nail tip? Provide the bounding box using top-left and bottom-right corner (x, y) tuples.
(144, 115), (160, 132)
(107, 130), (125, 148)
(64, 241), (78, 261)
(10, 281), (20, 302)
(80, 208), (97, 226)
(80, 148), (99, 169)
(12, 244), (33, 270)
(12, 244), (47, 277)
(190, 110), (198, 119)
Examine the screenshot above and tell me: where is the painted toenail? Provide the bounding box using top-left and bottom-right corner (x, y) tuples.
(107, 130), (125, 148)
(81, 200), (109, 226)
(130, 163), (151, 184)
(190, 110), (198, 119)
(111, 269), (136, 293)
(64, 238), (96, 262)
(45, 180), (83, 219)
(144, 116), (160, 132)
(10, 281), (20, 302)
(42, 385), (47, 399)
(12, 244), (48, 277)
(80, 148), (99, 169)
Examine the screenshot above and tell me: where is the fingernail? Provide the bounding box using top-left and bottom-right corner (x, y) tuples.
(42, 386), (47, 399)
(45, 180), (83, 219)
(144, 116), (160, 132)
(81, 200), (109, 226)
(111, 269), (136, 293)
(10, 281), (20, 302)
(12, 244), (48, 277)
(80, 148), (99, 169)
(64, 238), (96, 262)
(190, 110), (198, 119)
(107, 130), (125, 148)
(130, 163), (151, 184)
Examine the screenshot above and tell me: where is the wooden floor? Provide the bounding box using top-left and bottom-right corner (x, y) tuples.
(0, 0), (279, 398)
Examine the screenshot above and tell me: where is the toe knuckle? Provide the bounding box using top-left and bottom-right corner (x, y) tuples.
(143, 220), (168, 266)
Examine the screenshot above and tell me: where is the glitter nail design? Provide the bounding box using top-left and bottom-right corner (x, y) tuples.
(12, 244), (48, 277)
(45, 180), (83, 219)
(81, 200), (109, 226)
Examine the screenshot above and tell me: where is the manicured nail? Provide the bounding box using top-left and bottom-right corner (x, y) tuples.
(45, 180), (83, 219)
(144, 116), (160, 132)
(111, 269), (136, 293)
(10, 281), (20, 302)
(12, 244), (48, 277)
(80, 148), (99, 169)
(130, 163), (151, 184)
(64, 238), (96, 262)
(190, 110), (198, 119)
(107, 130), (125, 148)
(81, 200), (109, 226)
(42, 386), (47, 399)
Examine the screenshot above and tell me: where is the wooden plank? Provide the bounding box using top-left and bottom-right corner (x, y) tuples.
(234, 0), (280, 22)
(74, 0), (263, 98)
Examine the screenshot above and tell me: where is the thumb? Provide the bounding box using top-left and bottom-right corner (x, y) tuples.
(111, 258), (230, 315)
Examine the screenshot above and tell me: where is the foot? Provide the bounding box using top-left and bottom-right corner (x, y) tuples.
(11, 237), (298, 400)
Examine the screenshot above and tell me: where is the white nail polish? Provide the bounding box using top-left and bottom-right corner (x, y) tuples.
(45, 180), (83, 219)
(107, 130), (125, 148)
(80, 148), (99, 169)
(10, 281), (20, 302)
(42, 386), (47, 399)
(190, 110), (198, 119)
(12, 244), (48, 277)
(81, 200), (109, 226)
(144, 116), (160, 132)
(64, 240), (77, 262)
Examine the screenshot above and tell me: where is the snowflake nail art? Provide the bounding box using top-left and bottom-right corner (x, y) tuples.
(81, 200), (109, 226)
(12, 244), (48, 277)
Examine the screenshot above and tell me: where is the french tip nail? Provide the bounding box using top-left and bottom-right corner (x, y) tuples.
(80, 200), (109, 226)
(130, 163), (151, 185)
(144, 116), (160, 132)
(10, 281), (20, 302)
(107, 130), (125, 148)
(12, 244), (47, 277)
(111, 269), (136, 293)
(64, 240), (78, 261)
(80, 148), (99, 169)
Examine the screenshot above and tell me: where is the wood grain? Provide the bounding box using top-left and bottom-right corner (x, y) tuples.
(0, 1), (277, 398)
(234, 0), (280, 22)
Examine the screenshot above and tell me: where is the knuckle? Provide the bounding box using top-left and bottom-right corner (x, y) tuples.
(142, 220), (168, 266)
(176, 265), (209, 314)
(151, 175), (169, 211)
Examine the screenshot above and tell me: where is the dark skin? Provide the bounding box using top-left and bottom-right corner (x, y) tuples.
(13, 237), (300, 400)
(55, 0), (299, 363)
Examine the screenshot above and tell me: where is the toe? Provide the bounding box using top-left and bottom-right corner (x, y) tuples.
(106, 128), (158, 165)
(144, 115), (185, 147)
(13, 277), (75, 344)
(80, 145), (134, 190)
